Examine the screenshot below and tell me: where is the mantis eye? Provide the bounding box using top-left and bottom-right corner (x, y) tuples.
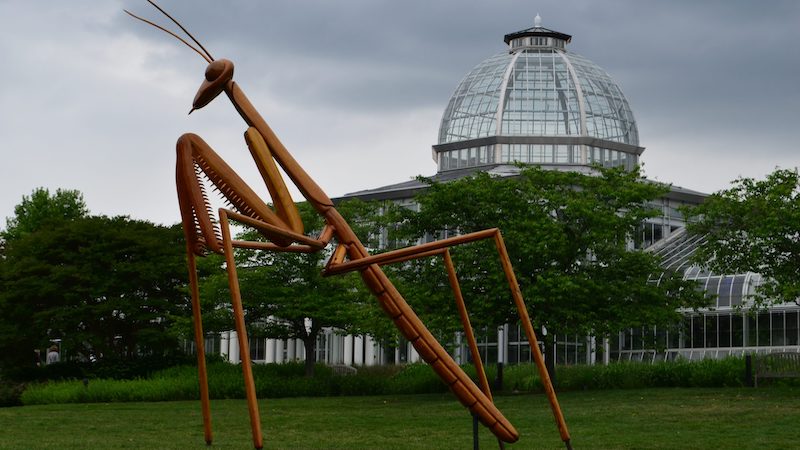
(192, 59), (235, 112)
(205, 60), (227, 81)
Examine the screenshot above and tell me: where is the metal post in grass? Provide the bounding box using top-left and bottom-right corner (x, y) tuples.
(495, 362), (504, 391)
(745, 355), (753, 387)
(473, 413), (479, 450)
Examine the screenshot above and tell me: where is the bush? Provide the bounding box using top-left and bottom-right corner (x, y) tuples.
(496, 357), (747, 393)
(502, 363), (543, 392)
(0, 381), (25, 407)
(537, 357), (746, 391)
(18, 357), (752, 405)
(4, 354), (198, 383)
(387, 363), (447, 394)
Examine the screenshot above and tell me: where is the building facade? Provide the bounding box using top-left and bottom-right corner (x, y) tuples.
(220, 17), (799, 367)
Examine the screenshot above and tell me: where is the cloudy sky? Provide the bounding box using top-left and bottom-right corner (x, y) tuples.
(1, 0), (798, 227)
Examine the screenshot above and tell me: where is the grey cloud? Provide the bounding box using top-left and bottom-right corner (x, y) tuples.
(1, 0), (798, 226)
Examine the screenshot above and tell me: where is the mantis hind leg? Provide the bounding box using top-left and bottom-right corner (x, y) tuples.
(218, 210), (264, 450)
(185, 248), (213, 445)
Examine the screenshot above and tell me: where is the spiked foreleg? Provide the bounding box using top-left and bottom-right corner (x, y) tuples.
(176, 133), (293, 256)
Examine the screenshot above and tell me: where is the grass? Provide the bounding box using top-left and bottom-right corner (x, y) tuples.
(1, 387), (799, 449)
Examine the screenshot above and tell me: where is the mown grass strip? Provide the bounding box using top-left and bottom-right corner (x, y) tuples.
(2, 387), (799, 449)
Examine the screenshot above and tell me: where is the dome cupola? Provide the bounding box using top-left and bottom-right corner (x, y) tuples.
(504, 14), (572, 50)
(435, 17), (643, 173)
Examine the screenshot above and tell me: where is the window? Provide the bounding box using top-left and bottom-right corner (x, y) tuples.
(731, 314), (744, 347)
(667, 326), (681, 349)
(719, 276), (733, 307)
(771, 311), (786, 346)
(706, 277), (722, 305)
(529, 144), (543, 163)
(631, 327), (643, 350)
(757, 312), (770, 346)
(691, 315), (704, 348)
(719, 314), (732, 348)
(705, 315), (718, 348)
(555, 145), (569, 163)
(746, 314), (757, 347)
(730, 275), (746, 306)
(787, 311), (799, 346)
(249, 338), (265, 361)
(571, 145), (582, 164)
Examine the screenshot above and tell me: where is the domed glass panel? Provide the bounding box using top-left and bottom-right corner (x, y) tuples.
(567, 53), (638, 145)
(501, 50), (582, 136)
(437, 49), (639, 146)
(438, 53), (512, 143)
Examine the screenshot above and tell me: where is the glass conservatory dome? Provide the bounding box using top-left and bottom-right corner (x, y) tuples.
(434, 16), (644, 172)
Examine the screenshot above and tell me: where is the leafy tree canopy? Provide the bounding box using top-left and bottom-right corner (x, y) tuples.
(0, 215), (189, 369)
(686, 168), (800, 307)
(387, 166), (707, 341)
(2, 187), (88, 242)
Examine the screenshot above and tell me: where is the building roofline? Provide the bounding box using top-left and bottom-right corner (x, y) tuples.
(503, 26), (572, 45)
(338, 165), (708, 204)
(433, 135), (645, 155)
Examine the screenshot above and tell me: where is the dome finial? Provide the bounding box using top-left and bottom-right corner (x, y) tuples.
(534, 13), (542, 28)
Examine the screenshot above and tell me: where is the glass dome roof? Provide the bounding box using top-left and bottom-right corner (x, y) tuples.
(434, 18), (642, 173)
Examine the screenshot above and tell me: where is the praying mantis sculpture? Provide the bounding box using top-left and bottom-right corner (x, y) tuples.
(127, 2), (571, 449)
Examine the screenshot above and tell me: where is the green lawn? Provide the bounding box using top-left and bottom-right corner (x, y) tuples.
(1, 387), (798, 449)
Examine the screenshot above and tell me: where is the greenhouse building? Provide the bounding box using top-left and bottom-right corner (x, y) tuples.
(214, 17), (799, 367)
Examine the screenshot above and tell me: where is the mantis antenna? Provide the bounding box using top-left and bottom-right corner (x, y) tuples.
(124, 1), (214, 63)
(143, 0), (215, 61)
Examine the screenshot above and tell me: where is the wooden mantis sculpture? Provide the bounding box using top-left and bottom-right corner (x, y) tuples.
(128, 2), (572, 449)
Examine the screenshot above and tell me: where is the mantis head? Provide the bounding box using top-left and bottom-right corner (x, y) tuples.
(191, 59), (234, 113)
(126, 2), (230, 113)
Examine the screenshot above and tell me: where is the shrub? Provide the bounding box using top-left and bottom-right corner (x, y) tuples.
(548, 357), (746, 391)
(18, 357), (752, 405)
(4, 354), (197, 383)
(0, 381), (26, 407)
(502, 363), (543, 392)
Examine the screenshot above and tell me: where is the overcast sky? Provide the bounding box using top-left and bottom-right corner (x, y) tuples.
(1, 0), (798, 227)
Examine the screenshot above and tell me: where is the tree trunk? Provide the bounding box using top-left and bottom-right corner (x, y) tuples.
(302, 337), (316, 378)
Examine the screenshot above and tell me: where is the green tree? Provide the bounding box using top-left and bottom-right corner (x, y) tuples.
(686, 168), (800, 307)
(2, 188), (88, 242)
(199, 199), (392, 377)
(0, 216), (189, 369)
(389, 166), (706, 361)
